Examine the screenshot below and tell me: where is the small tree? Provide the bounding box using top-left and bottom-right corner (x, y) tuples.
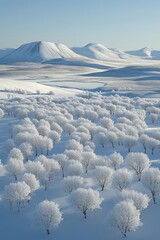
(4, 181), (31, 211)
(142, 168), (160, 204)
(108, 152), (124, 171)
(71, 188), (103, 218)
(23, 173), (40, 196)
(112, 168), (132, 191)
(36, 200), (63, 235)
(63, 176), (84, 194)
(67, 161), (83, 177)
(7, 158), (25, 181)
(19, 142), (33, 161)
(111, 200), (142, 238)
(54, 154), (68, 178)
(96, 166), (113, 191)
(121, 190), (150, 211)
(8, 148), (24, 161)
(126, 152), (150, 181)
(81, 152), (96, 173)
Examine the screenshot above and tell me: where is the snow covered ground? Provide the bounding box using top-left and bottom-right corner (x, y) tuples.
(0, 43), (160, 240)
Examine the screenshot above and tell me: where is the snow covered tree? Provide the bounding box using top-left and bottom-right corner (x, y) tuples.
(8, 148), (24, 162)
(4, 181), (31, 211)
(23, 173), (40, 196)
(107, 131), (117, 148)
(139, 134), (150, 153)
(81, 151), (96, 173)
(49, 130), (61, 145)
(41, 137), (53, 155)
(63, 176), (84, 194)
(108, 152), (124, 171)
(111, 200), (142, 238)
(40, 158), (60, 190)
(54, 154), (68, 178)
(19, 142), (33, 161)
(64, 123), (76, 135)
(126, 152), (150, 181)
(121, 190), (149, 211)
(7, 157), (25, 181)
(35, 200), (63, 235)
(142, 168), (160, 204)
(96, 166), (113, 191)
(25, 160), (45, 179)
(67, 161), (83, 176)
(71, 188), (103, 218)
(100, 117), (114, 129)
(112, 168), (132, 191)
(123, 135), (137, 152)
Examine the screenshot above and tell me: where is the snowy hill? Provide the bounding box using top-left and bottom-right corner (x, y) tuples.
(0, 77), (82, 98)
(126, 47), (160, 59)
(72, 43), (135, 61)
(0, 41), (81, 63)
(126, 47), (153, 58)
(0, 48), (14, 59)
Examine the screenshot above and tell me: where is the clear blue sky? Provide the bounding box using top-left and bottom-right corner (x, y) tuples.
(0, 0), (160, 50)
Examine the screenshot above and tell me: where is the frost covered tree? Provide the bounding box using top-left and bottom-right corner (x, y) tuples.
(71, 188), (103, 218)
(39, 158), (60, 190)
(49, 131), (61, 145)
(139, 134), (150, 153)
(108, 152), (124, 171)
(126, 152), (150, 181)
(4, 181), (31, 211)
(112, 168), (132, 191)
(54, 154), (68, 178)
(23, 173), (40, 196)
(96, 166), (113, 191)
(66, 139), (83, 152)
(111, 200), (142, 238)
(100, 117), (114, 129)
(8, 148), (24, 161)
(67, 161), (83, 176)
(35, 200), (63, 235)
(64, 123), (76, 135)
(41, 137), (53, 155)
(142, 168), (160, 204)
(63, 176), (84, 194)
(7, 158), (25, 181)
(81, 151), (96, 173)
(121, 190), (149, 211)
(19, 142), (33, 161)
(25, 160), (45, 179)
(147, 137), (160, 155)
(123, 135), (137, 152)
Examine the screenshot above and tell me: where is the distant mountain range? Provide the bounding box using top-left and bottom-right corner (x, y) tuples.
(0, 41), (160, 64)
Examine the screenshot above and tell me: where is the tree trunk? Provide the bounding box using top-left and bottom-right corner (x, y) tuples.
(83, 211), (87, 219)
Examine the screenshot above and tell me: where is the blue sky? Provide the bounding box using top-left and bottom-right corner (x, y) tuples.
(0, 0), (160, 50)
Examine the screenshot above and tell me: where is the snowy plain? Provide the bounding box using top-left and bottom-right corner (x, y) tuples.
(0, 41), (160, 240)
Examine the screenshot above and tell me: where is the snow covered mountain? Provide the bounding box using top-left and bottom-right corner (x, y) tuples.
(72, 43), (134, 61)
(0, 41), (81, 63)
